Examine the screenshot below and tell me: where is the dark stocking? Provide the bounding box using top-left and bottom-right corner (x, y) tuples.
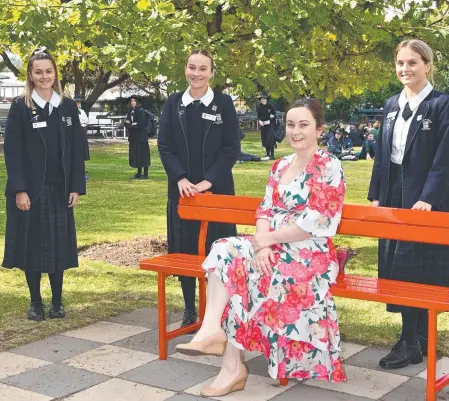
(143, 167), (149, 177)
(49, 271), (64, 306)
(25, 271), (42, 303)
(417, 310), (428, 339)
(137, 168), (142, 176)
(401, 310), (419, 345)
(180, 276), (196, 312)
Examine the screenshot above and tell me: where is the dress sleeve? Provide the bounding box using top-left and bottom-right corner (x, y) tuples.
(256, 159), (281, 221)
(295, 156), (345, 237)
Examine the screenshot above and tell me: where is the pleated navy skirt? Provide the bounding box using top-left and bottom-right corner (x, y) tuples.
(2, 183), (78, 273)
(379, 162), (449, 313)
(129, 141), (150, 168)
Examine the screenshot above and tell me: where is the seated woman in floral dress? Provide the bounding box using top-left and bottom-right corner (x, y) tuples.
(176, 98), (347, 397)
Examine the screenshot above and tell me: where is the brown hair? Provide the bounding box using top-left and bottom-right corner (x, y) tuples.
(288, 98), (325, 127)
(395, 39), (435, 82)
(186, 49), (214, 71)
(24, 47), (63, 109)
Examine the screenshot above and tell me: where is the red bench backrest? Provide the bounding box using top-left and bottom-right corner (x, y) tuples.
(178, 193), (449, 256)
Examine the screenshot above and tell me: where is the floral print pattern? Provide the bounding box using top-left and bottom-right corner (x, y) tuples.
(203, 149), (346, 382)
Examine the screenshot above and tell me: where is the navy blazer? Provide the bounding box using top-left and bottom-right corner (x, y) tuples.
(125, 107), (148, 143)
(4, 97), (86, 203)
(158, 90), (241, 201)
(368, 90), (449, 211)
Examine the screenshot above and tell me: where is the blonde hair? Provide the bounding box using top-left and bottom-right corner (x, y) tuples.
(395, 39), (435, 82)
(23, 48), (63, 109)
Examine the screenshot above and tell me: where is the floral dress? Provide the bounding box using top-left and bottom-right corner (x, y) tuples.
(202, 149), (347, 382)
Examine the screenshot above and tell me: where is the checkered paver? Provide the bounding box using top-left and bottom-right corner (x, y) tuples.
(1, 307), (448, 400)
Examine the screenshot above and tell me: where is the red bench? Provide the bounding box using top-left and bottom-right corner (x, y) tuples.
(140, 193), (449, 400)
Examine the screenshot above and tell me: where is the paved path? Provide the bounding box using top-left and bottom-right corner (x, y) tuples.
(1, 307), (448, 400)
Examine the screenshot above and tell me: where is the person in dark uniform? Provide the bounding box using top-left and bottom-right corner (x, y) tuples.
(158, 49), (240, 326)
(2, 47), (86, 321)
(357, 132), (376, 160)
(125, 95), (150, 179)
(368, 39), (449, 369)
(257, 95), (276, 160)
(74, 96), (90, 179)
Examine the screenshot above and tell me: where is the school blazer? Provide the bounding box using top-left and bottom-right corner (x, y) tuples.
(125, 107), (148, 143)
(158, 90), (241, 201)
(4, 97), (86, 203)
(368, 90), (449, 211)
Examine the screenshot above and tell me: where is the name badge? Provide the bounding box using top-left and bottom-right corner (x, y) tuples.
(33, 122), (47, 129)
(202, 113), (216, 121)
(262, 120), (271, 125)
(387, 111), (398, 119)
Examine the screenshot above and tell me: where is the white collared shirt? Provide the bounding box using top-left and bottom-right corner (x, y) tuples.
(391, 82), (433, 164)
(31, 89), (61, 116)
(181, 86), (214, 107)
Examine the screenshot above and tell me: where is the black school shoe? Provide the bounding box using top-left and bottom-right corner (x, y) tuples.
(49, 303), (66, 319)
(28, 302), (45, 321)
(379, 339), (423, 369)
(133, 173), (142, 179)
(139, 175), (149, 180)
(181, 309), (198, 327)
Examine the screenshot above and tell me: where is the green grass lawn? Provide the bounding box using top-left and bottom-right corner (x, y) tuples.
(0, 132), (447, 353)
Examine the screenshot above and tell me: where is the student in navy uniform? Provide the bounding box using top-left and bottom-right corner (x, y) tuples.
(158, 49), (240, 326)
(368, 39), (449, 369)
(257, 95), (277, 160)
(357, 132), (376, 160)
(125, 95), (150, 179)
(2, 48), (86, 321)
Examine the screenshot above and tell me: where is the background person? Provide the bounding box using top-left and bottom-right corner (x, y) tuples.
(125, 95), (150, 179)
(257, 94), (276, 160)
(357, 132), (376, 160)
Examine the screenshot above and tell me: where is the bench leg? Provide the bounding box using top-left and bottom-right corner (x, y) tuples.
(279, 378), (288, 386)
(199, 278), (206, 322)
(426, 309), (438, 401)
(158, 272), (168, 360)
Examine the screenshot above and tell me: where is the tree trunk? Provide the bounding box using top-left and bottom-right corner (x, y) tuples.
(83, 69), (129, 113)
(1, 51), (20, 76)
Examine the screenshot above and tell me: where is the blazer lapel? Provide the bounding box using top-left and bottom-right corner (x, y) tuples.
(385, 99), (400, 151)
(404, 94), (432, 156)
(203, 102), (218, 144)
(28, 103), (46, 144)
(177, 98), (188, 146)
(57, 106), (67, 154)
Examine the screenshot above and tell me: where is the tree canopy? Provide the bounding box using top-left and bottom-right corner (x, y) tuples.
(1, 0), (448, 110)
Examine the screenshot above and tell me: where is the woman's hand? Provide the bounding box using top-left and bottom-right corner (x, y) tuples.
(177, 178), (197, 198)
(252, 231), (275, 252)
(16, 192), (30, 211)
(371, 200), (379, 207)
(68, 193), (80, 208)
(253, 247), (276, 276)
(412, 201), (432, 211)
(195, 180), (212, 193)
